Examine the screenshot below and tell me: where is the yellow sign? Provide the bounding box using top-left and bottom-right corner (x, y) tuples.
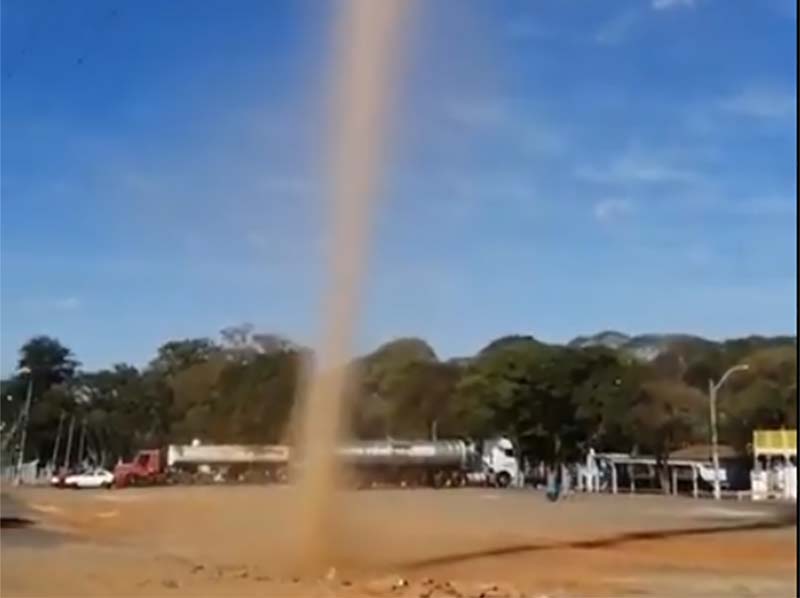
(753, 429), (797, 455)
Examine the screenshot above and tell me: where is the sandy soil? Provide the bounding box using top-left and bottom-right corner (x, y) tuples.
(1, 485), (796, 597)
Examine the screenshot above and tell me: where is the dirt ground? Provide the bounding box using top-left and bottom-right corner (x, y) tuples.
(1, 485), (796, 597)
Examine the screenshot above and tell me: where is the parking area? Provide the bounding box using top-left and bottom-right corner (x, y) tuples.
(2, 485), (797, 597)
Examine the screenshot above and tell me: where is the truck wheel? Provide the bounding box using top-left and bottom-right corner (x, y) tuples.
(496, 471), (512, 488)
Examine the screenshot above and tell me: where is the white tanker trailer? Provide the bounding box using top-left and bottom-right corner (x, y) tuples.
(166, 443), (291, 483)
(156, 437), (520, 488)
(335, 438), (520, 487)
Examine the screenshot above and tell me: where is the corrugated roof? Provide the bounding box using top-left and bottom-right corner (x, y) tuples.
(670, 444), (741, 460)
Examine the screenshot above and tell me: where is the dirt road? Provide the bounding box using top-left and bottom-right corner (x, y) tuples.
(2, 485), (796, 597)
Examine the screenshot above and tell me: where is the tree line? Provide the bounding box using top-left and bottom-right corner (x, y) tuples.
(1, 324), (796, 471)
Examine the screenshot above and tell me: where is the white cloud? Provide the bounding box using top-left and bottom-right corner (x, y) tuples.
(729, 195), (798, 217)
(594, 198), (634, 222)
(596, 0), (697, 45)
(766, 0), (797, 19)
(441, 97), (568, 156)
(577, 153), (698, 185)
(505, 21), (552, 42)
(52, 297), (81, 311)
(518, 122), (568, 156)
(652, 0), (696, 10)
(245, 231), (269, 250)
(443, 98), (509, 129)
(256, 175), (313, 196)
(21, 296), (82, 312)
(720, 87), (796, 120)
(447, 174), (536, 205)
(53, 297), (81, 311)
(684, 245), (714, 267)
(243, 219), (324, 260)
(594, 11), (639, 45)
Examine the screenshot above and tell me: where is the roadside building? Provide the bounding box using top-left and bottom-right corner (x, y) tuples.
(751, 429), (796, 501)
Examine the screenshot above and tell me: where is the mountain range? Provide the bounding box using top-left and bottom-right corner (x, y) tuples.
(567, 331), (796, 362)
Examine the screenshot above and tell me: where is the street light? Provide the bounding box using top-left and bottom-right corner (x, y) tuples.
(708, 364), (749, 500)
(14, 366), (35, 485)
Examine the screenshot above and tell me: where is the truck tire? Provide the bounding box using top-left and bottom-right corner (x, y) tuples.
(496, 471), (512, 488)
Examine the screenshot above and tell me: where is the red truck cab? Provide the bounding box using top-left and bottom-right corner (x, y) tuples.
(113, 449), (166, 487)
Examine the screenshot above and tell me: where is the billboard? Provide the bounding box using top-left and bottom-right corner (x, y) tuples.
(753, 429), (797, 456)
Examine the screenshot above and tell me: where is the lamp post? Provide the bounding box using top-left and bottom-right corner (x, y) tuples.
(708, 364), (749, 500)
(14, 366), (34, 485)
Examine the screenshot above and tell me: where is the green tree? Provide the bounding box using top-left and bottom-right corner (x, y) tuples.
(18, 335), (79, 388)
(571, 348), (643, 452)
(478, 335), (548, 357)
(358, 337), (438, 396)
(2, 337), (80, 464)
(75, 364), (172, 460)
(351, 338), (441, 438)
(454, 339), (582, 461)
(2, 330), (794, 471)
(682, 350), (725, 392)
(168, 357), (228, 442)
(150, 338), (219, 377)
(212, 350), (302, 443)
(719, 346), (798, 452)
(380, 361), (462, 438)
(628, 380), (706, 491)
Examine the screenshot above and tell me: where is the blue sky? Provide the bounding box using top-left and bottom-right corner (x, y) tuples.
(1, 0), (796, 374)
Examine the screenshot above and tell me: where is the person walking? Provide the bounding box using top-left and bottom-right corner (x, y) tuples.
(561, 463), (573, 498)
(586, 447), (599, 493)
(546, 463), (561, 502)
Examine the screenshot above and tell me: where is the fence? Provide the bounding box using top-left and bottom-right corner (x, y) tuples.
(0, 459), (48, 485)
(751, 466), (797, 501)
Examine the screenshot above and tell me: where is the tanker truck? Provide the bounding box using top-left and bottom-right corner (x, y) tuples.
(335, 437), (520, 488)
(113, 437), (520, 488)
(113, 443), (291, 487)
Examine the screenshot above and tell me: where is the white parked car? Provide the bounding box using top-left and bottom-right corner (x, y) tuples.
(63, 468), (115, 489)
(50, 470), (68, 487)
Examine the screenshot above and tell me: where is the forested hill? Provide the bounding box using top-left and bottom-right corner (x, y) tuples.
(568, 330), (796, 362)
(1, 326), (796, 468)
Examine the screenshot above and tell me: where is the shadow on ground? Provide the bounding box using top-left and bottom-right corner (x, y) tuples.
(0, 516), (34, 529)
(403, 505), (797, 569)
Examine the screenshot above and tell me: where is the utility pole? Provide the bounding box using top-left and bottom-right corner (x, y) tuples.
(0, 408), (24, 454)
(77, 417), (87, 468)
(14, 368), (34, 485)
(50, 412), (66, 470)
(63, 416), (76, 471)
(708, 364), (749, 500)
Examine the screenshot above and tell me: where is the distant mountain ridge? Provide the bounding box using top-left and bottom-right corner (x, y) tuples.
(568, 331), (796, 362)
(372, 332), (796, 367)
